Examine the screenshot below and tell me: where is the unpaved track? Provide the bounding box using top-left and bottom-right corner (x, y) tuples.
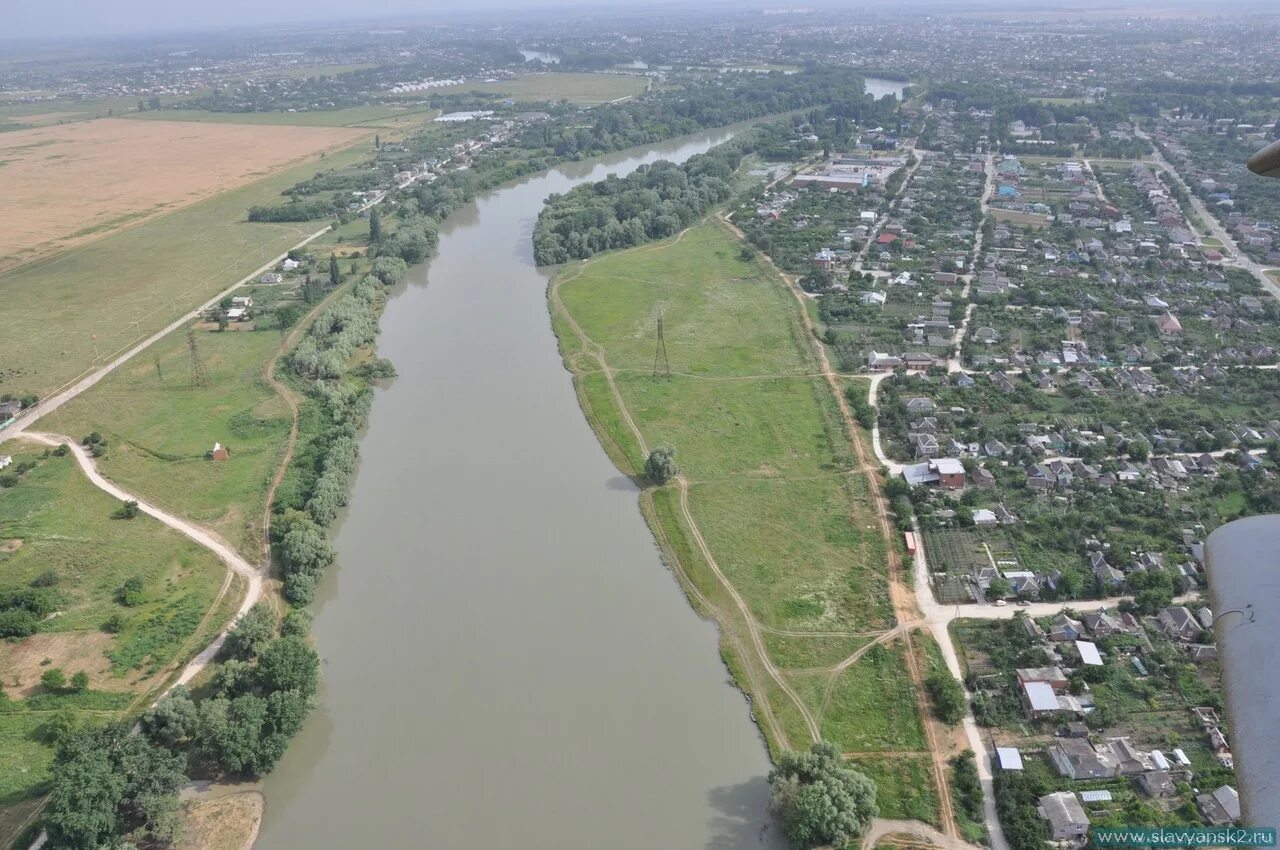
(19, 433), (263, 688)
(549, 256), (818, 750)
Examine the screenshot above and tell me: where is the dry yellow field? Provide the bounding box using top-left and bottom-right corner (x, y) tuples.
(0, 118), (369, 272)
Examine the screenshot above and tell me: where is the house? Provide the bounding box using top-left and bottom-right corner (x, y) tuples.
(1137, 771), (1178, 799)
(1049, 613), (1084, 642)
(1108, 738), (1151, 775)
(972, 508), (998, 528)
(868, 351), (903, 371)
(1038, 792), (1090, 840)
(1156, 311), (1183, 338)
(931, 457), (965, 490)
(996, 747), (1024, 771)
(1158, 606), (1205, 641)
(226, 308), (247, 322)
(1022, 680), (1067, 719)
(970, 466), (996, 489)
(209, 442), (231, 462)
(1083, 609), (1126, 637)
(0, 400), (21, 421)
(861, 290), (888, 306)
(904, 397), (937, 414)
(1197, 785), (1241, 826)
(1050, 738), (1117, 780)
(282, 258), (301, 271)
(231, 296), (253, 308)
(1017, 666), (1069, 689)
(260, 272), (284, 284)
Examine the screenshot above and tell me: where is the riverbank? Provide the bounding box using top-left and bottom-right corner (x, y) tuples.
(547, 219), (949, 824)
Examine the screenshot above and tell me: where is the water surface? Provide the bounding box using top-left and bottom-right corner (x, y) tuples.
(255, 130), (786, 850)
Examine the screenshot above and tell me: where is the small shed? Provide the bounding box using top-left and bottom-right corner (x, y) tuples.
(1076, 640), (1103, 667)
(210, 442), (231, 462)
(996, 747), (1024, 771)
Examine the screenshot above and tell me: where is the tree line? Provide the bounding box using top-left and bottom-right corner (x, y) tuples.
(531, 125), (777, 265)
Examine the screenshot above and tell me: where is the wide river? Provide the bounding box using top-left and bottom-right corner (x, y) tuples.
(254, 130), (787, 850)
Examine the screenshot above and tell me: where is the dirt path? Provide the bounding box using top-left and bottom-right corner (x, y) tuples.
(731, 210), (960, 839)
(21, 433), (264, 691)
(549, 260), (818, 750)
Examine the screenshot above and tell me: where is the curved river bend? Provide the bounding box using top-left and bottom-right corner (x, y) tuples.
(254, 130), (787, 850)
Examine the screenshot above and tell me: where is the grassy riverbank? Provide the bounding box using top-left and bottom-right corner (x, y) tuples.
(0, 443), (231, 808)
(550, 221), (930, 818)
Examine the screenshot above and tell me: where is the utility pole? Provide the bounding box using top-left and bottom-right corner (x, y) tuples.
(652, 316), (671, 380)
(154, 352), (165, 385)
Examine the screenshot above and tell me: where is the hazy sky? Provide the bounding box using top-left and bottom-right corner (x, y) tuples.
(8, 0), (1269, 40)
(8, 0), (590, 39)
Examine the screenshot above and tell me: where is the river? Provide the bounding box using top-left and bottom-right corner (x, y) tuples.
(254, 130), (787, 850)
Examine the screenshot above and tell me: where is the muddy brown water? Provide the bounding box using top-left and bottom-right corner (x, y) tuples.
(254, 130), (788, 850)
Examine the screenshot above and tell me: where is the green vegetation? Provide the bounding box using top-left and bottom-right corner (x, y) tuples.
(769, 740), (878, 850)
(848, 756), (940, 825)
(0, 444), (227, 804)
(0, 139), (374, 399)
(949, 750), (987, 844)
(431, 72), (647, 104)
(44, 328), (292, 558)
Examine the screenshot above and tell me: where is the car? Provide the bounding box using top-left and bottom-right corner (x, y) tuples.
(994, 599), (1008, 607)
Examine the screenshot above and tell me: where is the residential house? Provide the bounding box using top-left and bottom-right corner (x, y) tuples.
(1049, 613), (1084, 642)
(1038, 792), (1090, 840)
(1050, 738), (1117, 780)
(1197, 785), (1241, 826)
(973, 508), (998, 528)
(1137, 771), (1178, 799)
(1017, 666), (1069, 689)
(1158, 606), (1205, 641)
(970, 466), (996, 489)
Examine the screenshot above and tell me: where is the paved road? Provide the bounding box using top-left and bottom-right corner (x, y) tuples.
(1135, 126), (1279, 298)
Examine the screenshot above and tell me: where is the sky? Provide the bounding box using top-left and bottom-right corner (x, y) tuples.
(7, 0), (1270, 40)
(8, 0), (585, 39)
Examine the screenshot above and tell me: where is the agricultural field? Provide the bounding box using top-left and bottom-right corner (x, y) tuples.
(0, 133), (374, 400)
(0, 118), (368, 273)
(553, 221), (911, 775)
(125, 103), (438, 129)
(42, 326), (293, 559)
(0, 442), (233, 806)
(431, 72), (647, 104)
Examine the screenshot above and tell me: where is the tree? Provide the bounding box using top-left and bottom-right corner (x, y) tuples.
(256, 636), (320, 698)
(226, 603), (277, 660)
(987, 577), (1013, 600)
(45, 722), (186, 850)
(117, 577), (145, 607)
(1128, 437), (1151, 462)
(281, 608), (312, 638)
(42, 668), (67, 691)
(925, 668), (966, 724)
(70, 671), (89, 692)
(769, 740), (877, 849)
(329, 255), (342, 288)
(644, 446), (678, 484)
(117, 499), (139, 519)
(369, 209), (383, 243)
(142, 686), (198, 746)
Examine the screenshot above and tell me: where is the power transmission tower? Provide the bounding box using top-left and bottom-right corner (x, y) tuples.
(652, 316), (671, 380)
(187, 330), (209, 388)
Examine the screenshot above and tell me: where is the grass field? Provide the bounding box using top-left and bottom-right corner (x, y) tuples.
(553, 220), (909, 782)
(0, 136), (374, 400)
(0, 443), (232, 807)
(0, 118), (367, 273)
(125, 104), (438, 129)
(42, 327), (292, 559)
(431, 72), (646, 104)
(849, 756), (941, 825)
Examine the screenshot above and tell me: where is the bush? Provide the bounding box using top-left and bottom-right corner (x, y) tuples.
(0, 609), (38, 638)
(31, 569), (60, 588)
(41, 668), (66, 691)
(117, 577), (145, 607)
